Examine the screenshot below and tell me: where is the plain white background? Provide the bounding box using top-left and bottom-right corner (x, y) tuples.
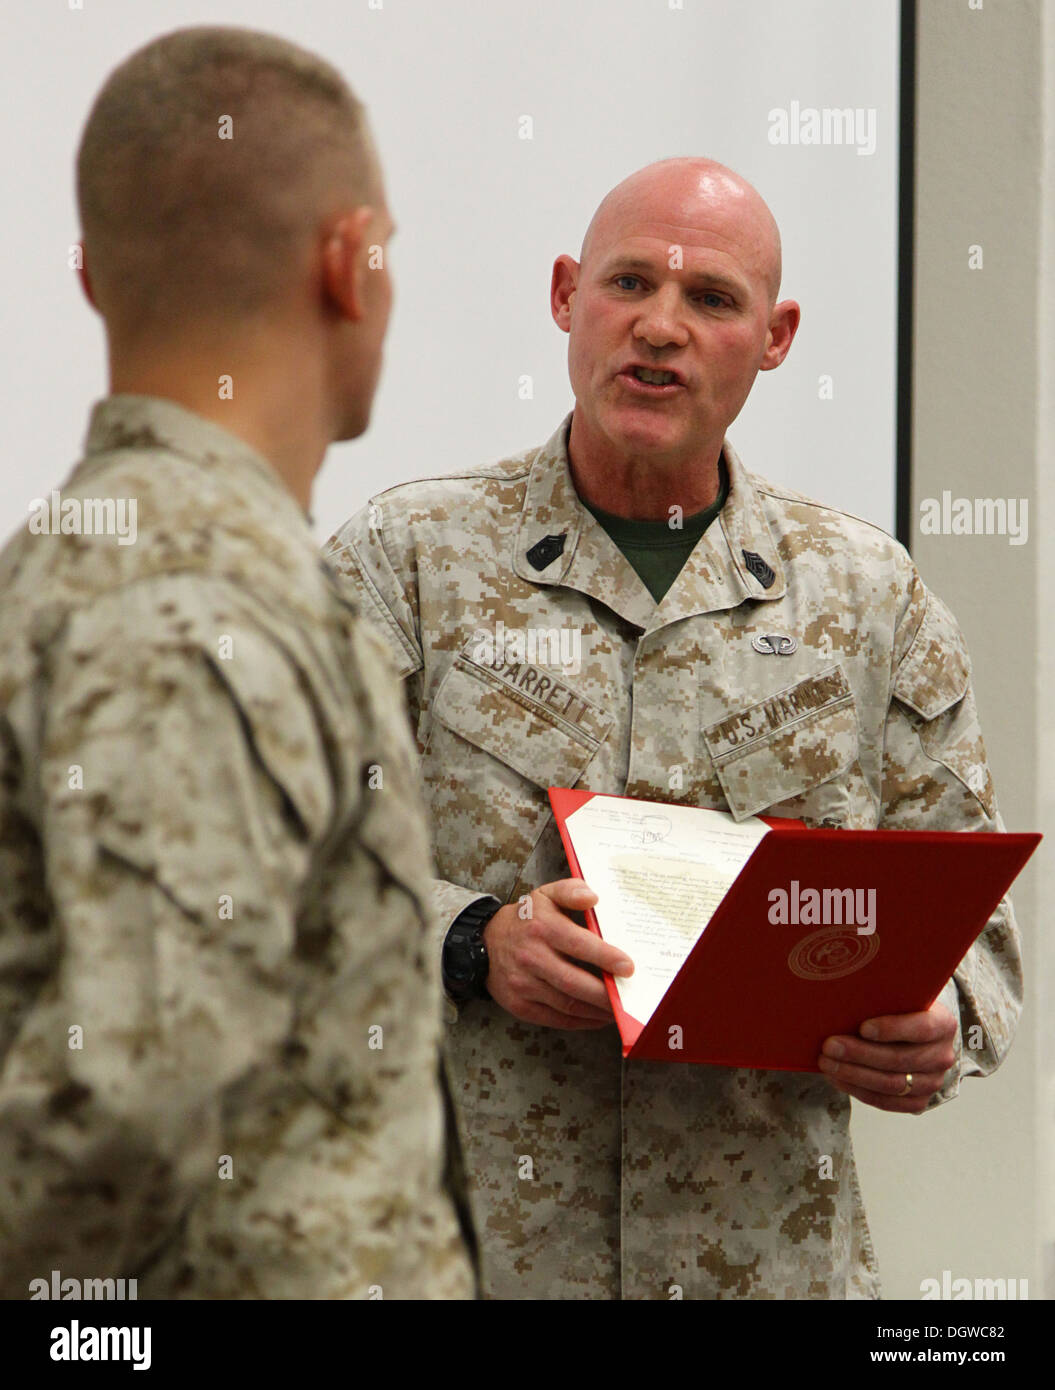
(0, 0), (900, 549)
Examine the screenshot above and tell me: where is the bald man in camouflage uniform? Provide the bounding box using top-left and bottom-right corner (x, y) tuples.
(0, 28), (475, 1299)
(325, 158), (1022, 1299)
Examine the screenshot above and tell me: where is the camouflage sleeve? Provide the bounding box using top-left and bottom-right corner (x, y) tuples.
(324, 510), (495, 944)
(880, 571), (1024, 1107)
(0, 578), (333, 1295)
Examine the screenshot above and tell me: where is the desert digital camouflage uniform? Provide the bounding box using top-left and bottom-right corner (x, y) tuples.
(0, 394), (476, 1300)
(324, 412), (1023, 1301)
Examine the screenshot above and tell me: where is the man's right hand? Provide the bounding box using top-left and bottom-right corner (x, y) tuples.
(482, 878), (634, 1030)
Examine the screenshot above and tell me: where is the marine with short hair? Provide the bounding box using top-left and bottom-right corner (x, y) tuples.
(0, 25), (476, 1300)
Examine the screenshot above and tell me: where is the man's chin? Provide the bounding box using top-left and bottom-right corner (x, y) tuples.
(334, 409), (371, 445)
(600, 407), (689, 457)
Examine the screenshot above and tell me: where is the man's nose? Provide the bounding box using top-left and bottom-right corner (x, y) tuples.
(633, 287), (689, 350)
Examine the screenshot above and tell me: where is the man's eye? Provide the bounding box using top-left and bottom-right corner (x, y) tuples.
(699, 292), (729, 308)
(614, 275), (641, 291)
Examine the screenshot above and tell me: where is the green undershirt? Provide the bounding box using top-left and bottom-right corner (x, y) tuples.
(582, 453), (729, 603)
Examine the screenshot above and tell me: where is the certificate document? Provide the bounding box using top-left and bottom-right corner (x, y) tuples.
(548, 787), (1039, 1070)
(561, 795), (769, 1026)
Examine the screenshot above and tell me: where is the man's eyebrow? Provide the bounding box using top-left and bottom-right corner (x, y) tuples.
(599, 255), (748, 297)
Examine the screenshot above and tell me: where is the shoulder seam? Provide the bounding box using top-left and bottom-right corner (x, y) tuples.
(753, 477), (904, 548)
(327, 533), (421, 675)
(45, 570), (320, 661)
(367, 462), (533, 504)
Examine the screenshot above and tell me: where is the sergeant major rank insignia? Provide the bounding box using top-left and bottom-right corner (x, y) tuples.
(742, 549), (775, 588)
(526, 533), (568, 571)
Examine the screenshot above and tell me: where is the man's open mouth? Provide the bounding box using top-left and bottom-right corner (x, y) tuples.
(619, 365), (683, 392)
(631, 367), (677, 385)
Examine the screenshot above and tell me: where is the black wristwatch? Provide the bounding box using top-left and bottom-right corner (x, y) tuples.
(443, 896), (501, 1002)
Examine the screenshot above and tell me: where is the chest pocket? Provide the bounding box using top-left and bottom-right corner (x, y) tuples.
(425, 653), (614, 900)
(430, 653), (613, 789)
(703, 664), (863, 823)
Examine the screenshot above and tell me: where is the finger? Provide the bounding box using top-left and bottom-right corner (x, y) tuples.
(818, 1055), (948, 1099)
(527, 976), (613, 1022)
(536, 878), (599, 910)
(532, 957), (613, 1012)
(820, 1036), (956, 1074)
(822, 1073), (936, 1116)
(857, 1007), (956, 1046)
(534, 881), (634, 975)
(516, 1000), (614, 1030)
(540, 912), (634, 977)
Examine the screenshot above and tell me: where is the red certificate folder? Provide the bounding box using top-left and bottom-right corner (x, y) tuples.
(548, 787), (1040, 1071)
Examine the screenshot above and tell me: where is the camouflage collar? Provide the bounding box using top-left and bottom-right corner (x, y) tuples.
(512, 413), (786, 632)
(80, 394), (312, 535)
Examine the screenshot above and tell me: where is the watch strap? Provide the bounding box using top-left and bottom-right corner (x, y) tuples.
(442, 896), (501, 1001)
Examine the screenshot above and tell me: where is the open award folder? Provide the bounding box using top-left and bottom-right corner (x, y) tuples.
(548, 787), (1040, 1071)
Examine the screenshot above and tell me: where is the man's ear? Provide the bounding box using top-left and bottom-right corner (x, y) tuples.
(759, 299), (801, 371)
(550, 254), (580, 334)
(321, 207), (374, 321)
(76, 246), (99, 313)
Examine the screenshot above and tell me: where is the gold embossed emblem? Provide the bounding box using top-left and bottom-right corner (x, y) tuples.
(787, 927), (880, 981)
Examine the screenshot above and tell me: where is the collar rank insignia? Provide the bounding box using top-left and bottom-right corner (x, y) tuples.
(742, 549), (776, 588)
(526, 533), (568, 571)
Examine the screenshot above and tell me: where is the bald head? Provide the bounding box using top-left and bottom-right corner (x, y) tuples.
(76, 26), (376, 340)
(552, 154), (800, 492)
(579, 158), (783, 308)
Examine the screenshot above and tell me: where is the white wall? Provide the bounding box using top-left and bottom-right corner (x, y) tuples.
(851, 0), (1050, 1302)
(0, 0), (900, 552)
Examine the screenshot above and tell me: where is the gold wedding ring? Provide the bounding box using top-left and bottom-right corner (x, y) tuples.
(899, 1073), (914, 1096)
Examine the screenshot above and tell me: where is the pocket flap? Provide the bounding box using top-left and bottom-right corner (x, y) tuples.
(891, 592), (970, 720)
(432, 654), (612, 790)
(704, 666), (859, 821)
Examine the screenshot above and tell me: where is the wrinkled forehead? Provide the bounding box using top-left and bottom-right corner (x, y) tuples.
(593, 214), (774, 296)
(585, 177), (778, 294)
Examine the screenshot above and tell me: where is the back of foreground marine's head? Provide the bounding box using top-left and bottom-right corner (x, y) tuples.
(76, 25), (376, 343)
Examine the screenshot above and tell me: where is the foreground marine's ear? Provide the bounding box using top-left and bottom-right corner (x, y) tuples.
(75, 244), (100, 314)
(321, 206), (375, 322)
(550, 255), (580, 333)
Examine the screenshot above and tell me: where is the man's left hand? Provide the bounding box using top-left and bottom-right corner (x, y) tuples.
(817, 1001), (958, 1114)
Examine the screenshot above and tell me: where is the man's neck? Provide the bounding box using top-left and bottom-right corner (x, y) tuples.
(566, 411), (724, 521)
(108, 340), (330, 511)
